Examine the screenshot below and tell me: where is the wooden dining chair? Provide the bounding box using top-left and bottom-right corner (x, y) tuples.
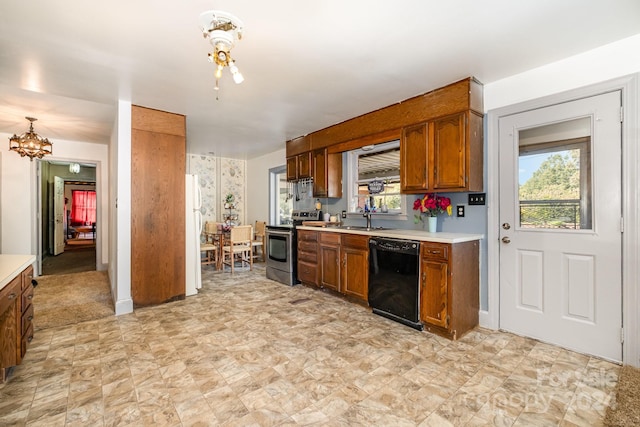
(251, 220), (266, 262)
(201, 221), (222, 268)
(222, 225), (253, 273)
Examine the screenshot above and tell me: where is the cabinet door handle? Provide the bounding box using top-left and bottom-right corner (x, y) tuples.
(8, 293), (16, 300)
(28, 294), (33, 300)
(28, 335), (33, 343)
(28, 315), (33, 321)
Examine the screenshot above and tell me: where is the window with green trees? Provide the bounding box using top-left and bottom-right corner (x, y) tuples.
(519, 137), (591, 230)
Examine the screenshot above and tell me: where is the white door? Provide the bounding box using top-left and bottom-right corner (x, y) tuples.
(53, 176), (66, 256)
(499, 91), (622, 362)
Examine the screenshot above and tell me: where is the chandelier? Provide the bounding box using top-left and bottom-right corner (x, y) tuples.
(199, 10), (244, 97)
(8, 117), (53, 161)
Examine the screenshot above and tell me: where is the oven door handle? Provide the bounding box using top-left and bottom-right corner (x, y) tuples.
(266, 229), (293, 237)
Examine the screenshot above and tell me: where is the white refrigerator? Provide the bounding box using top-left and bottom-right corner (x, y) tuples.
(185, 174), (203, 296)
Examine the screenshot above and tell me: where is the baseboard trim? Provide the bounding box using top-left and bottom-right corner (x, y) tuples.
(115, 298), (133, 316)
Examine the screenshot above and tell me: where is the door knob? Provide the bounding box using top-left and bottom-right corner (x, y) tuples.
(502, 237), (511, 244)
(502, 223), (511, 230)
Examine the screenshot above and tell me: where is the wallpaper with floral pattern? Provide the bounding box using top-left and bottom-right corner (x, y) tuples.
(220, 158), (245, 225)
(187, 154), (246, 225)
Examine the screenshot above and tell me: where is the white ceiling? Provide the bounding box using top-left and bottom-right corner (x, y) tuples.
(1, 1), (639, 159)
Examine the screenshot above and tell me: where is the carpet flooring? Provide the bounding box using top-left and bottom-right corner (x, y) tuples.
(41, 245), (96, 275)
(33, 270), (114, 330)
(605, 364), (640, 426)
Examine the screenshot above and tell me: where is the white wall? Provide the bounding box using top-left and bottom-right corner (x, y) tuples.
(0, 140), (32, 255)
(246, 148), (286, 226)
(110, 99), (133, 315)
(485, 34), (640, 111)
(0, 133), (109, 267)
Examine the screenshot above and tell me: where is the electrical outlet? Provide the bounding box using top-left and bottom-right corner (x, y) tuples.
(341, 210), (347, 219)
(456, 205), (465, 217)
(468, 193), (486, 205)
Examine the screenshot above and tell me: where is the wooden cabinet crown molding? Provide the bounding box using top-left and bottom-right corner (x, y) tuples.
(132, 105), (186, 137)
(286, 134), (312, 157)
(285, 77), (483, 156)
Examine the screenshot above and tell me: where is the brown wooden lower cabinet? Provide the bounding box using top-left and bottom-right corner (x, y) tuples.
(340, 234), (369, 302)
(420, 241), (479, 340)
(1, 264), (34, 383)
(20, 265), (34, 359)
(297, 229), (479, 339)
(310, 231), (369, 303)
(319, 232), (340, 292)
(297, 230), (319, 286)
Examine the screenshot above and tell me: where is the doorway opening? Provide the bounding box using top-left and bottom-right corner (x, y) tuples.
(38, 160), (98, 276)
(269, 165), (293, 225)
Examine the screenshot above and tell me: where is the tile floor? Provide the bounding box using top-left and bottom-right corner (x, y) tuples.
(0, 264), (619, 426)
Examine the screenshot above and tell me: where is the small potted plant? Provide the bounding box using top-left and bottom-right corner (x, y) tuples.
(224, 193), (235, 209)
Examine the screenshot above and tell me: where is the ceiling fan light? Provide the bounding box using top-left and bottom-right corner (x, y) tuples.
(200, 9), (245, 95)
(216, 49), (228, 64)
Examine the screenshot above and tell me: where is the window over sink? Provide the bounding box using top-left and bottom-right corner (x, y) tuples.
(346, 140), (406, 217)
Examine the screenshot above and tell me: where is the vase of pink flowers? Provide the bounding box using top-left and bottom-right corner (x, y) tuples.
(413, 193), (452, 232)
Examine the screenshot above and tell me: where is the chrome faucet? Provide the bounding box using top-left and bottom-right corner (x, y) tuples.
(363, 212), (372, 229)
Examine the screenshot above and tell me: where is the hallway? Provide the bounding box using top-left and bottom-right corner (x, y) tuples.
(41, 244), (95, 276)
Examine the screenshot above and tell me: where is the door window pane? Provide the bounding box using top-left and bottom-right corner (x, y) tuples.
(518, 118), (592, 230)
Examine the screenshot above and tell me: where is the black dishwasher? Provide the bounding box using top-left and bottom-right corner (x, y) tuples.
(368, 237), (422, 330)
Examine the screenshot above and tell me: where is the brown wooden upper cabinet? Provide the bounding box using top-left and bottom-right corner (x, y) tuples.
(286, 151), (312, 181)
(286, 134), (313, 182)
(286, 78), (483, 192)
(312, 148), (342, 198)
(401, 111), (483, 193)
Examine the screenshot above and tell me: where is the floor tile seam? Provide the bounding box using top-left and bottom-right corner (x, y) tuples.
(469, 398), (524, 426)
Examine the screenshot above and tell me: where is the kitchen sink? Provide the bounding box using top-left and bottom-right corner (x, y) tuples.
(340, 226), (390, 231)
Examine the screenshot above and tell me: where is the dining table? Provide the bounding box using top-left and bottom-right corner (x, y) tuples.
(203, 224), (232, 270)
(74, 225), (94, 240)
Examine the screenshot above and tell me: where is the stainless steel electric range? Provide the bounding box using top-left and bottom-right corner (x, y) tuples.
(265, 209), (321, 286)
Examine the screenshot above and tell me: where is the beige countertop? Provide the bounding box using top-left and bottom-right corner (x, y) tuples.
(296, 225), (483, 243)
(0, 254), (36, 291)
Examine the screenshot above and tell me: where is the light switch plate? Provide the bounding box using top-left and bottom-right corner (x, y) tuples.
(468, 193), (486, 205)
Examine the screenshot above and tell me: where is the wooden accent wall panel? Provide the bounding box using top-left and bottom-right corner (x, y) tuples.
(131, 106), (186, 306)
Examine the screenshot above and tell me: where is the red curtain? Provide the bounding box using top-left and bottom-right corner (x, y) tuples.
(71, 190), (96, 224)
